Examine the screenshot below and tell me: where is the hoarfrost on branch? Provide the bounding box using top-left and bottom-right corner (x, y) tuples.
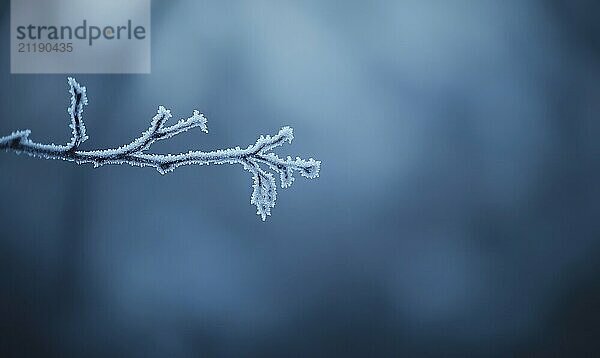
(0, 78), (321, 220)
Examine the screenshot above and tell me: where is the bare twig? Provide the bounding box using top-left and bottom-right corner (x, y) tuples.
(0, 78), (320, 220)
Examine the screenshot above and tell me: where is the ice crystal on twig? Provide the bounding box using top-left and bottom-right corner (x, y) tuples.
(0, 78), (320, 220)
(67, 77), (88, 149)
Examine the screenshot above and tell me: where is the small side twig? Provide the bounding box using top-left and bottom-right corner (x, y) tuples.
(0, 78), (320, 220)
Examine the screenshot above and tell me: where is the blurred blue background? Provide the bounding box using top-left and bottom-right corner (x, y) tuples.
(1, 0), (600, 356)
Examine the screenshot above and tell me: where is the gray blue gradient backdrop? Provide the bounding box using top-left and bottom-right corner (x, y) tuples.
(1, 0), (599, 356)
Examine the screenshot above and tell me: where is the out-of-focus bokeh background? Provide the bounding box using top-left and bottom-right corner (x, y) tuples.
(1, 0), (600, 356)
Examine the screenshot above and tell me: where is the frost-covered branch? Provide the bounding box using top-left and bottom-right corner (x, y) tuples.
(0, 78), (320, 220)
